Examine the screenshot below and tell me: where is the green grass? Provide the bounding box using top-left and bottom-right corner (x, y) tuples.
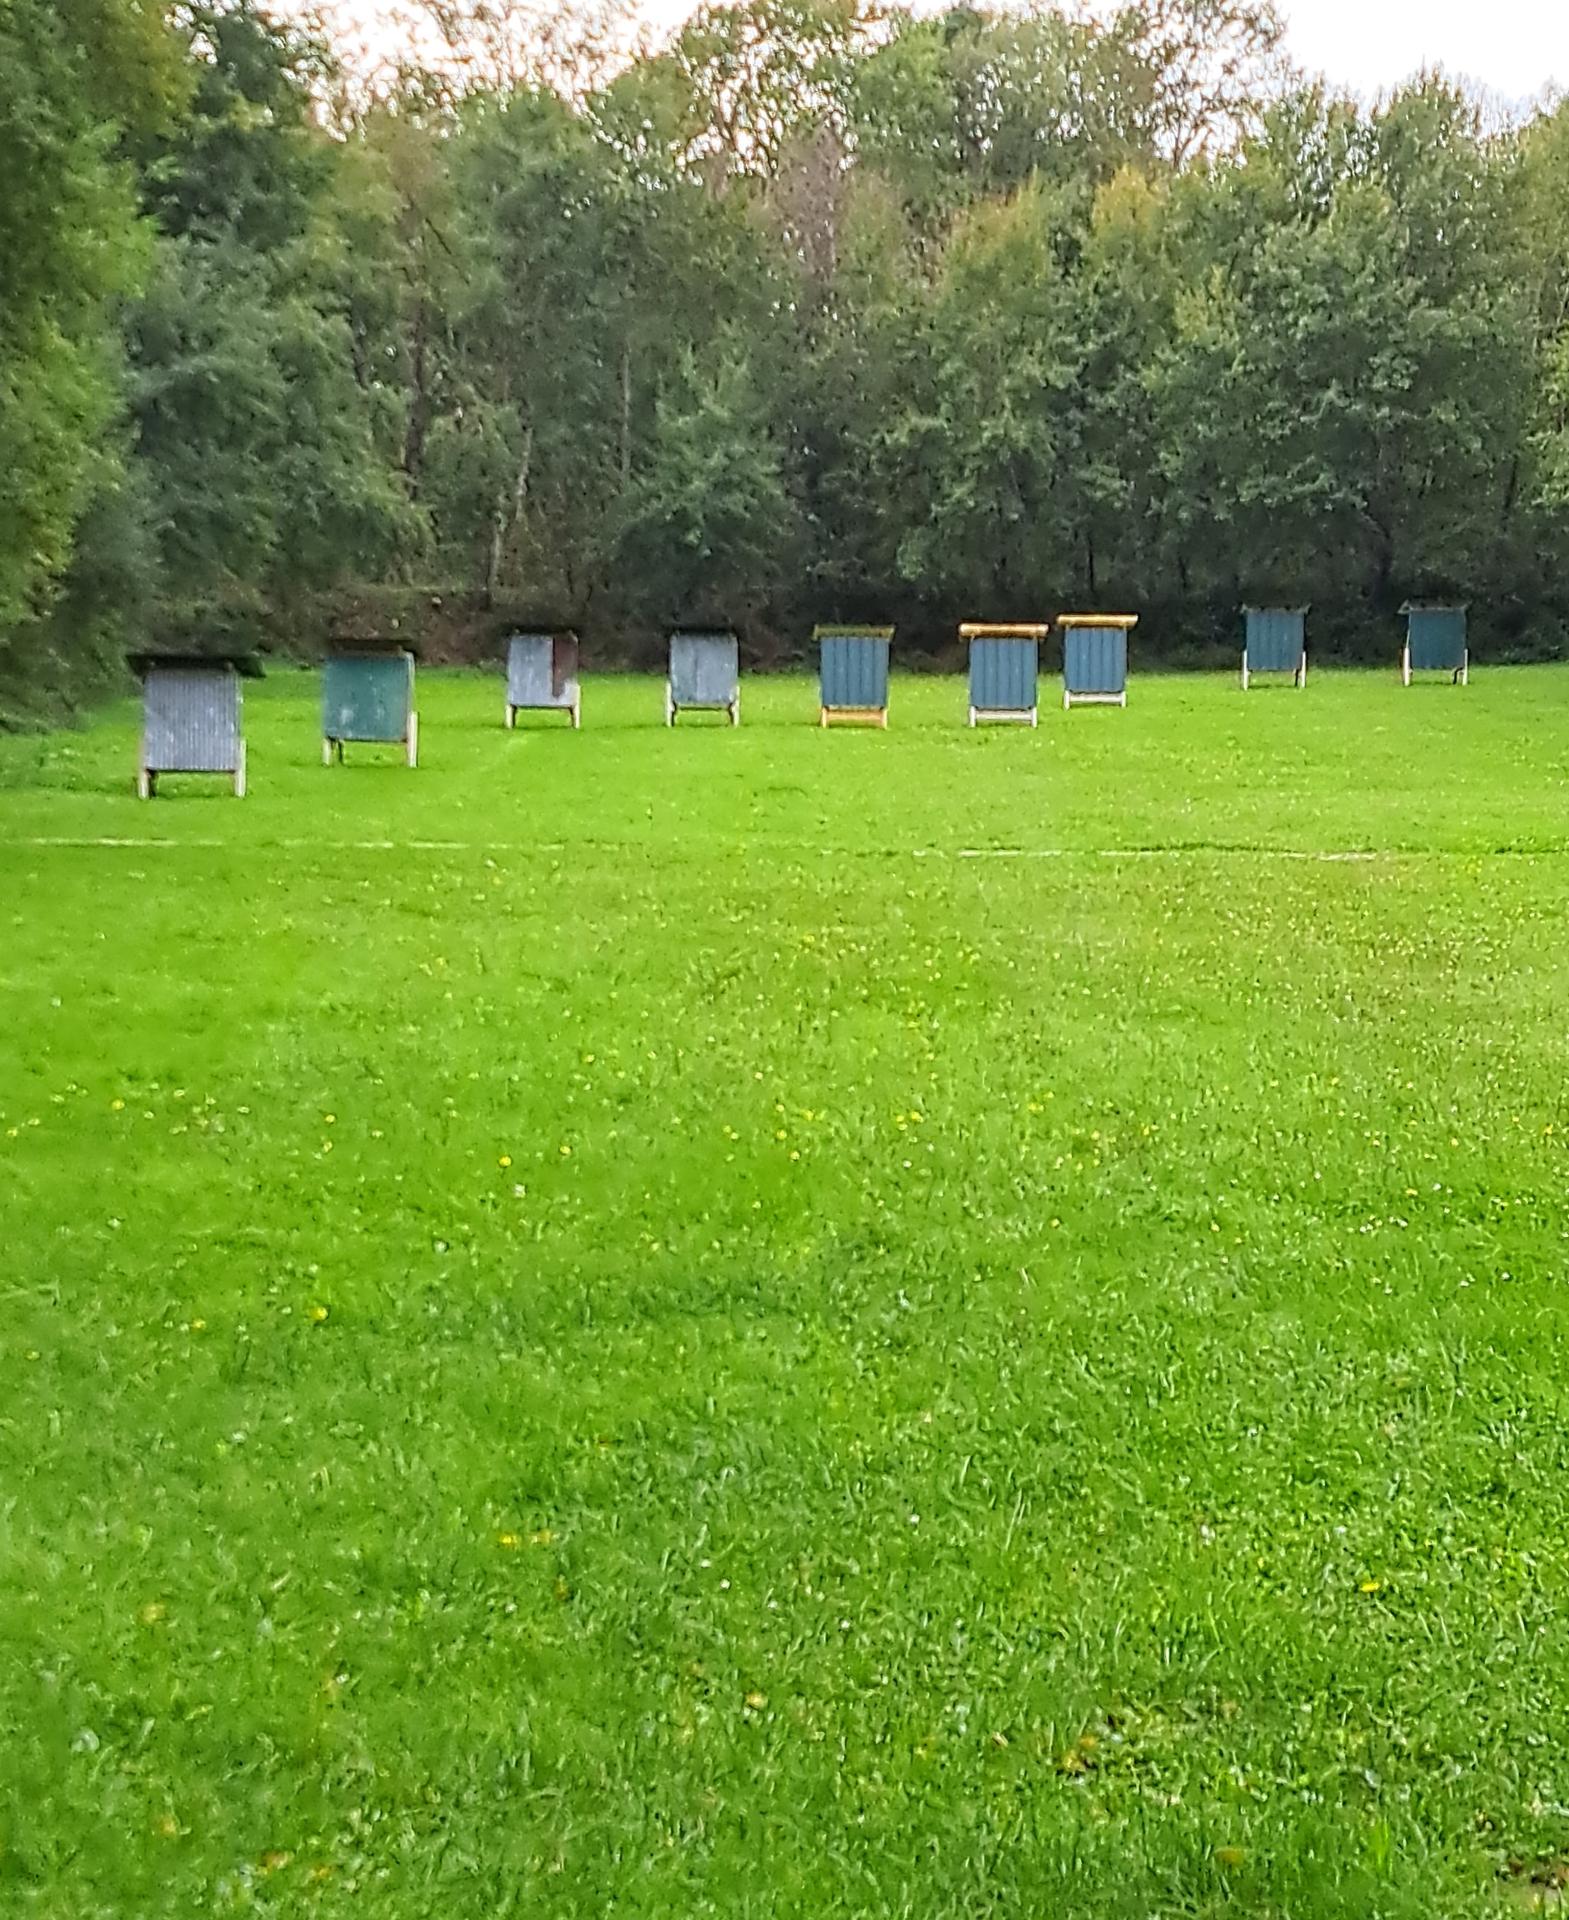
(4, 666), (1569, 1918)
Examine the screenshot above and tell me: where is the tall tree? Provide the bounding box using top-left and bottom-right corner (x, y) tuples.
(128, 0), (413, 641)
(0, 0), (182, 715)
(1105, 0), (1286, 166)
(1153, 82), (1527, 603)
(422, 85), (629, 604)
(661, 0), (867, 181)
(611, 341), (800, 621)
(876, 182), (1088, 609)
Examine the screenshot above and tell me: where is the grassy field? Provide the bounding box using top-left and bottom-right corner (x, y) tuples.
(4, 665), (1569, 1918)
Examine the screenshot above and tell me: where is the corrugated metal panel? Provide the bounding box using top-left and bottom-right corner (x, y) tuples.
(670, 633), (738, 707)
(143, 667), (241, 772)
(1244, 609), (1305, 673)
(507, 634), (578, 709)
(323, 653), (413, 741)
(1407, 608), (1467, 671)
(820, 634), (890, 710)
(969, 637), (1038, 712)
(1063, 626), (1127, 695)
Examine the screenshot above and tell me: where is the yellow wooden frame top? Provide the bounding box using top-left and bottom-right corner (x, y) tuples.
(959, 623), (1050, 639)
(1057, 613), (1139, 629)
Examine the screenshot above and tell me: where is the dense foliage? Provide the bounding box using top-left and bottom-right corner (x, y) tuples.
(5, 0), (1569, 715)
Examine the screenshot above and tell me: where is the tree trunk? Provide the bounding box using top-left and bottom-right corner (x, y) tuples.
(486, 423), (534, 609)
(1367, 519), (1394, 601)
(1501, 453), (1520, 531)
(403, 294), (431, 494)
(620, 341), (633, 486)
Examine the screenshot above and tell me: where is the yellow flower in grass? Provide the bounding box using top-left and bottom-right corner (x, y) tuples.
(309, 1305), (329, 1325)
(498, 1154), (512, 1168)
(497, 1532), (522, 1550)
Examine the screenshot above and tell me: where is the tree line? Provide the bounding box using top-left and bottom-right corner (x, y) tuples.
(5, 0), (1569, 723)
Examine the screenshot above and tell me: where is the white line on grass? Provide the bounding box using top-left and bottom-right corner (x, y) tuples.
(3, 836), (481, 852)
(951, 848), (1381, 863)
(0, 836), (1433, 863)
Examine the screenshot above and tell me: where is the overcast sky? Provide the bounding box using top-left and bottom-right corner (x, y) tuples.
(301, 0), (1569, 104)
(1275, 0), (1565, 102)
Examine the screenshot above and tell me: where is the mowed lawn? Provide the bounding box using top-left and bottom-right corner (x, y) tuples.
(5, 666), (1569, 1919)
